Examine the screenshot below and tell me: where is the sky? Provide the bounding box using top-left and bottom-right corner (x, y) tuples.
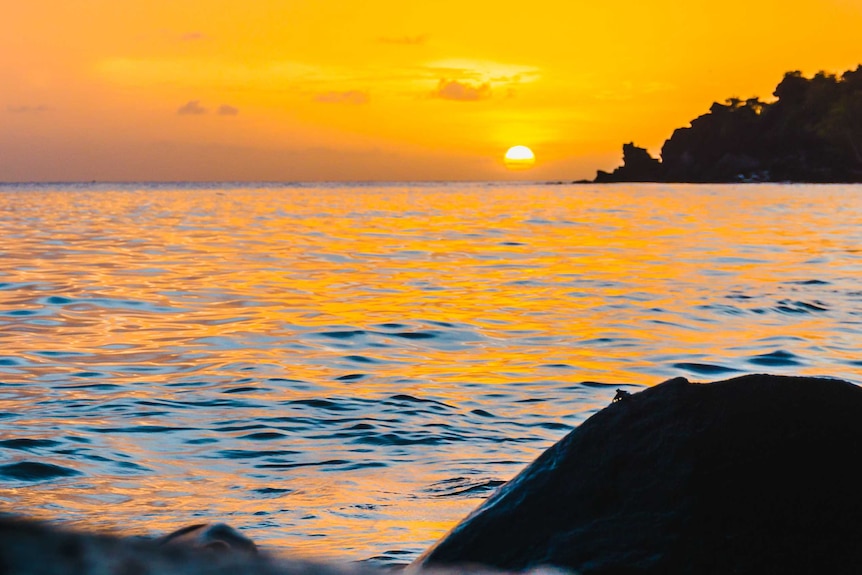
(1, 0), (860, 182)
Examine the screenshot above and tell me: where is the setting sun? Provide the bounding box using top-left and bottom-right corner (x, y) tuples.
(1, 0), (860, 181)
(504, 146), (536, 170)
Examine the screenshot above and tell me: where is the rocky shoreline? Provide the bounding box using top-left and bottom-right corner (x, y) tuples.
(589, 67), (862, 184)
(3, 374), (862, 574)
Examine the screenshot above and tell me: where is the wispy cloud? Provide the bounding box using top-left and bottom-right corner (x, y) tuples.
(156, 30), (207, 42)
(7, 105), (50, 114)
(378, 34), (427, 46)
(314, 90), (370, 105)
(177, 100), (207, 115)
(432, 79), (491, 102)
(425, 59), (540, 82)
(100, 58), (319, 91)
(217, 104), (239, 116)
(180, 31), (206, 42)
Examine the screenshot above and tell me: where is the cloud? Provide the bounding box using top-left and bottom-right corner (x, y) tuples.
(7, 105), (50, 114)
(491, 72), (540, 83)
(156, 30), (206, 42)
(378, 34), (427, 46)
(176, 101), (239, 116)
(180, 32), (206, 41)
(100, 57), (319, 91)
(425, 67), (484, 82)
(433, 79), (491, 102)
(425, 59), (540, 81)
(177, 100), (207, 115)
(313, 90), (370, 105)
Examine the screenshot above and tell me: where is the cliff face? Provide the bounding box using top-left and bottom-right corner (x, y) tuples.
(595, 66), (862, 183)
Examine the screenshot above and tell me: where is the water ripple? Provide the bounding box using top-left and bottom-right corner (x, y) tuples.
(423, 477), (506, 498)
(0, 461), (82, 481)
(748, 350), (805, 367)
(672, 362), (741, 375)
(1, 183), (861, 562)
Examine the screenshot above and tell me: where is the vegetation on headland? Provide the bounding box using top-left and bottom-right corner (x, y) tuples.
(594, 66), (862, 183)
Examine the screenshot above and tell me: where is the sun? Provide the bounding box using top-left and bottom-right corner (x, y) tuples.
(504, 145), (536, 170)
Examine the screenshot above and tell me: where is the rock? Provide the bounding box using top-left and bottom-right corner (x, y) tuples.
(593, 143), (662, 183)
(413, 374), (862, 575)
(5, 374), (862, 575)
(158, 522), (258, 554)
(0, 516), (562, 575)
(0, 516), (369, 575)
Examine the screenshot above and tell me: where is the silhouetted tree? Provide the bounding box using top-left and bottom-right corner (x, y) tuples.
(817, 67), (862, 168)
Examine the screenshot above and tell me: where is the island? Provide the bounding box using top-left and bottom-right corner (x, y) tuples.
(592, 66), (862, 183)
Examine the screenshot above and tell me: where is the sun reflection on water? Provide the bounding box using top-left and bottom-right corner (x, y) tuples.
(1, 183), (861, 561)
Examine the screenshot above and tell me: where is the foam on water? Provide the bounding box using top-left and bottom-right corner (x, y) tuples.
(1, 182), (861, 564)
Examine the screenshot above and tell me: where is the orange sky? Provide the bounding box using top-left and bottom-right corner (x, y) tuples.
(1, 0), (860, 182)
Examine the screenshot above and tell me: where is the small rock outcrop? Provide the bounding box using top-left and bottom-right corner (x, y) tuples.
(158, 522), (259, 554)
(594, 143), (663, 183)
(414, 374), (862, 575)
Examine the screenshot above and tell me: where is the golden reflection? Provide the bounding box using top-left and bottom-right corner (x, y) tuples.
(1, 184), (860, 561)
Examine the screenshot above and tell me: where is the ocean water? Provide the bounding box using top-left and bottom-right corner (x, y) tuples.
(1, 182), (861, 564)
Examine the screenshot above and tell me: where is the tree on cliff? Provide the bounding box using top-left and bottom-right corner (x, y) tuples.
(594, 65), (862, 183)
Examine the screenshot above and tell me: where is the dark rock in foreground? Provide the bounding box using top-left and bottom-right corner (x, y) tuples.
(0, 517), (378, 575)
(4, 374), (862, 575)
(415, 374), (862, 574)
(0, 516), (557, 575)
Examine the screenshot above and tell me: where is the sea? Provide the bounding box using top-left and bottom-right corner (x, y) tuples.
(1, 182), (861, 564)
